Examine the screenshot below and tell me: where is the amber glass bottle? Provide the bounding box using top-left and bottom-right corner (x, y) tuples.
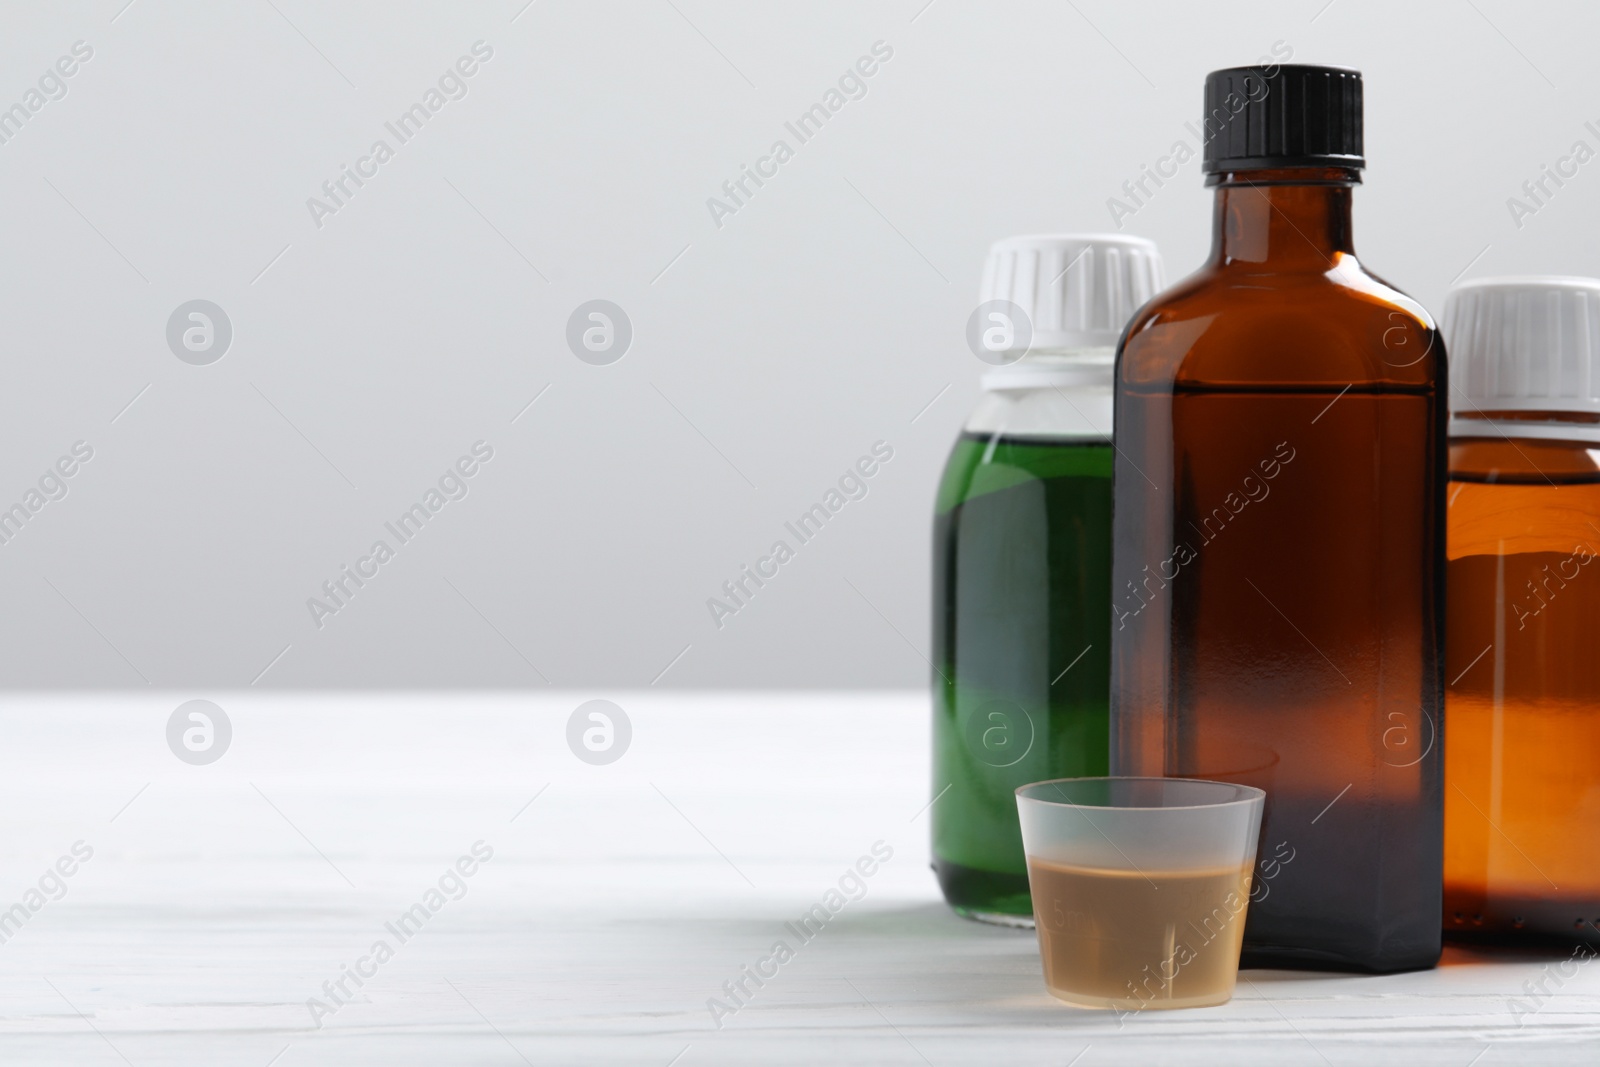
(1111, 65), (1446, 972)
(1441, 277), (1600, 943)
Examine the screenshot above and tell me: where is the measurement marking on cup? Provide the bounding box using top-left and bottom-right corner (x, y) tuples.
(1311, 783), (1352, 825)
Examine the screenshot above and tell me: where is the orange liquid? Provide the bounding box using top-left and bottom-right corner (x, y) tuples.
(1028, 858), (1252, 1009)
(1445, 438), (1600, 940)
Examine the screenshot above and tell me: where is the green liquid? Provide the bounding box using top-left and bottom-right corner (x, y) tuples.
(931, 432), (1112, 920)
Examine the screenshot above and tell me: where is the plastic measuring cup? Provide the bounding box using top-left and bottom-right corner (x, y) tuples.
(1016, 777), (1266, 1010)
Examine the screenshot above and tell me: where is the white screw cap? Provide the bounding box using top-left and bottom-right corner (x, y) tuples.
(1444, 276), (1600, 417)
(979, 234), (1164, 351)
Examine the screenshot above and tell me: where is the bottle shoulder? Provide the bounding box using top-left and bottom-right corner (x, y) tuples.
(935, 419), (1112, 514)
(1117, 256), (1443, 391)
(960, 384), (1115, 440)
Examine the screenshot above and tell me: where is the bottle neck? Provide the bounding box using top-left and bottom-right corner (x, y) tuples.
(980, 345), (1115, 393)
(1208, 166), (1358, 269)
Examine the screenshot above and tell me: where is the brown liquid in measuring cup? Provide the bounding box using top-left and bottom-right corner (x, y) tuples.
(1028, 858), (1252, 1010)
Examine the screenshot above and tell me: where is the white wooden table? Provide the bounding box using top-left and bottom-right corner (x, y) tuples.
(0, 693), (1593, 1065)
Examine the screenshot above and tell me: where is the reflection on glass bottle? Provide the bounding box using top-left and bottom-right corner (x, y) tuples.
(1111, 66), (1445, 972)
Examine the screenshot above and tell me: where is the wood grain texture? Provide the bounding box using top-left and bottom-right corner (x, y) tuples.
(0, 693), (1592, 1065)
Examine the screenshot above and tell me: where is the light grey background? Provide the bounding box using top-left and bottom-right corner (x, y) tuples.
(0, 0), (1591, 688)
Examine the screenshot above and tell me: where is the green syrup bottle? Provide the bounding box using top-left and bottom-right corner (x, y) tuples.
(932, 234), (1163, 924)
